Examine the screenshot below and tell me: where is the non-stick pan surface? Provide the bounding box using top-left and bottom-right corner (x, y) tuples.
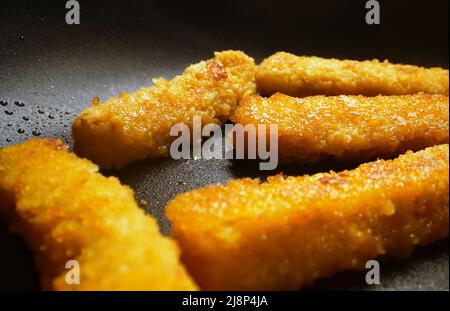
(0, 0), (448, 290)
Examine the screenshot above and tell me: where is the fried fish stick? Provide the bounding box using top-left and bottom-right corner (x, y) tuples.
(257, 52), (449, 96)
(72, 50), (256, 169)
(231, 93), (449, 163)
(0, 139), (197, 290)
(166, 144), (449, 290)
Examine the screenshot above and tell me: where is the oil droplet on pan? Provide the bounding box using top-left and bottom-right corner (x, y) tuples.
(17, 128), (25, 134)
(32, 130), (41, 136)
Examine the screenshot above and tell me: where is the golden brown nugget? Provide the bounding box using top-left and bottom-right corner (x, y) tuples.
(257, 52), (449, 96)
(167, 144), (449, 290)
(0, 139), (197, 290)
(231, 93), (449, 163)
(72, 50), (256, 169)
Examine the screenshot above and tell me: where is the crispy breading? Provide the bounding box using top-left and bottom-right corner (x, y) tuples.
(166, 145), (449, 290)
(257, 52), (449, 97)
(231, 93), (449, 163)
(72, 50), (256, 169)
(0, 139), (197, 290)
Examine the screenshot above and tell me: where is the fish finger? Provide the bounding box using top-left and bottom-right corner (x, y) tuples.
(166, 144), (449, 290)
(0, 139), (197, 290)
(72, 50), (256, 169)
(231, 93), (449, 163)
(257, 52), (449, 96)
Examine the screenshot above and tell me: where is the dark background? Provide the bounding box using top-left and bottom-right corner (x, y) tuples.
(0, 0), (448, 290)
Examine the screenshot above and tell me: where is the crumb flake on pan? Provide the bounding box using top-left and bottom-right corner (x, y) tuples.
(0, 139), (197, 290)
(231, 93), (449, 163)
(166, 144), (449, 290)
(257, 52), (449, 97)
(72, 50), (256, 169)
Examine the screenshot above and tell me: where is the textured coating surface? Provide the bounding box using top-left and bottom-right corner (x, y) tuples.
(257, 52), (449, 97)
(0, 0), (448, 291)
(0, 139), (197, 290)
(72, 50), (256, 169)
(167, 145), (449, 290)
(232, 93), (449, 163)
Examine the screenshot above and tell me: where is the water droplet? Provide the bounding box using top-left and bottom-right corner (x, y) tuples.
(19, 35), (24, 41)
(14, 101), (25, 107)
(7, 123), (12, 127)
(65, 111), (71, 115)
(0, 100), (7, 106)
(4, 110), (13, 115)
(23, 116), (29, 121)
(18, 128), (25, 134)
(32, 130), (41, 136)
(48, 114), (54, 119)
(38, 109), (44, 114)
(40, 17), (45, 23)
(6, 138), (12, 143)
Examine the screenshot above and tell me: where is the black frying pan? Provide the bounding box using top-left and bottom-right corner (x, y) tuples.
(0, 0), (448, 290)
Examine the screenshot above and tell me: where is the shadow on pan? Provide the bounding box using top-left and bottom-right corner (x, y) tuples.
(0, 220), (448, 291)
(0, 0), (448, 290)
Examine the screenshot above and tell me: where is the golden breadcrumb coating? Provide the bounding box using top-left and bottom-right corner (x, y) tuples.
(257, 52), (449, 97)
(167, 145), (449, 290)
(72, 50), (256, 169)
(0, 139), (197, 290)
(231, 93), (449, 163)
